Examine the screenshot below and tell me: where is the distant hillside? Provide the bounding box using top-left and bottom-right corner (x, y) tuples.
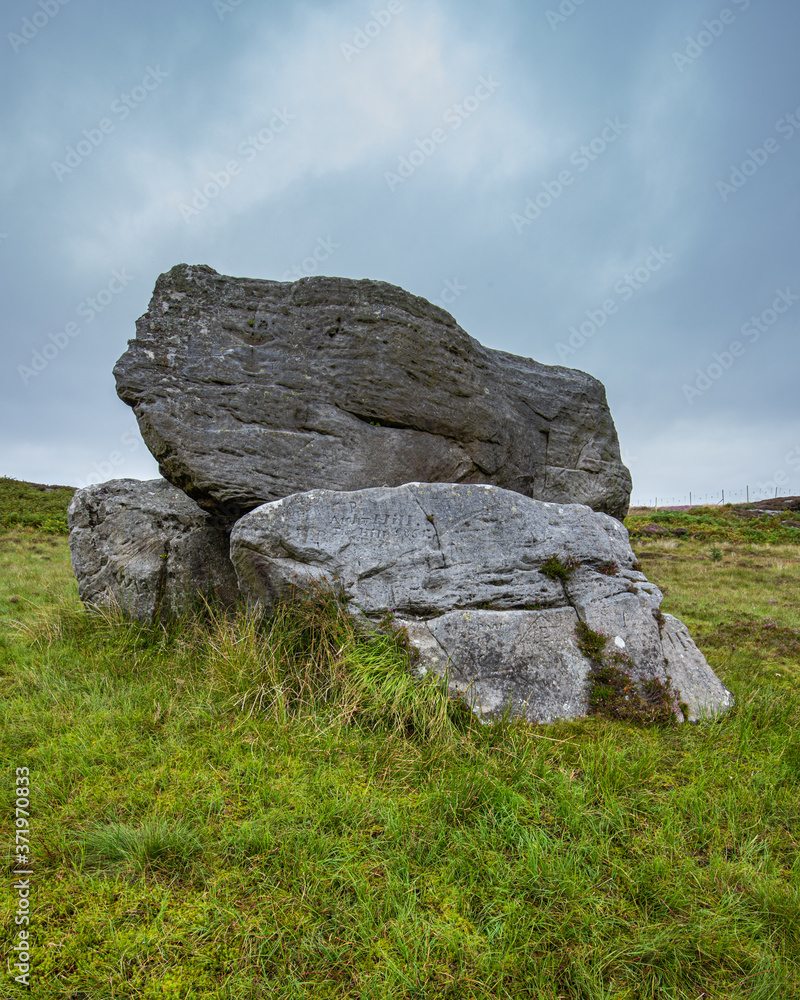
(4, 475), (800, 543)
(625, 502), (800, 543)
(0, 477), (75, 534)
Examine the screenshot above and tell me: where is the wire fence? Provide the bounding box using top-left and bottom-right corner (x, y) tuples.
(631, 486), (792, 509)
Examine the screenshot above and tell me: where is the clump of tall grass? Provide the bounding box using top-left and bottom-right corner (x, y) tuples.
(19, 586), (471, 742)
(201, 588), (468, 740)
(76, 817), (203, 875)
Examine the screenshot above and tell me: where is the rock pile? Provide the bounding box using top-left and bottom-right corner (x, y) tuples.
(68, 265), (733, 725)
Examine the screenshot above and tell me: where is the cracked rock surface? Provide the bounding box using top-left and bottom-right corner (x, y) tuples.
(114, 264), (632, 520)
(68, 479), (240, 621)
(230, 483), (733, 724)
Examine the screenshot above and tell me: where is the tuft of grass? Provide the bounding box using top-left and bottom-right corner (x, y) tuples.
(575, 618), (608, 661)
(201, 587), (463, 741)
(77, 817), (203, 874)
(588, 662), (678, 726)
(596, 560), (620, 576)
(540, 554), (580, 581)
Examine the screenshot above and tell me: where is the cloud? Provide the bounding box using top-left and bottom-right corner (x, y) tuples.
(2, 0), (799, 498)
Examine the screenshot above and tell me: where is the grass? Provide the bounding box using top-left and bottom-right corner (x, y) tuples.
(0, 490), (798, 997)
(0, 477), (75, 534)
(626, 502), (800, 545)
(574, 622), (680, 726)
(540, 555), (580, 581)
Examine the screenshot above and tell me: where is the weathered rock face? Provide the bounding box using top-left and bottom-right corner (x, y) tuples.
(114, 264), (632, 520)
(68, 479), (239, 621)
(230, 483), (732, 724)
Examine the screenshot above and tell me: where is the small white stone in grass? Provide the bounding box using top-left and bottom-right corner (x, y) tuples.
(614, 635), (626, 649)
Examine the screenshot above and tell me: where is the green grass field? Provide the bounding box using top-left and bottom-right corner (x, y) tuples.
(1, 480), (798, 998)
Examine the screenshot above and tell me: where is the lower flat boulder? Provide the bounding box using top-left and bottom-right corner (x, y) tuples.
(230, 483), (733, 724)
(68, 479), (239, 621)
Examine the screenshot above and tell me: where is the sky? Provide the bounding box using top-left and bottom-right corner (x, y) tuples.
(2, 0), (798, 507)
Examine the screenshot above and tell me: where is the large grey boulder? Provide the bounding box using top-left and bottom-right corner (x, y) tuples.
(68, 478), (239, 621)
(230, 483), (733, 724)
(114, 264), (632, 520)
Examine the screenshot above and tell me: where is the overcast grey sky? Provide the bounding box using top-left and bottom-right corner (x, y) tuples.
(2, 0), (798, 505)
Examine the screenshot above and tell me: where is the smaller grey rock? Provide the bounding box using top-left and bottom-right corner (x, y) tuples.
(68, 478), (239, 621)
(569, 579), (666, 683)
